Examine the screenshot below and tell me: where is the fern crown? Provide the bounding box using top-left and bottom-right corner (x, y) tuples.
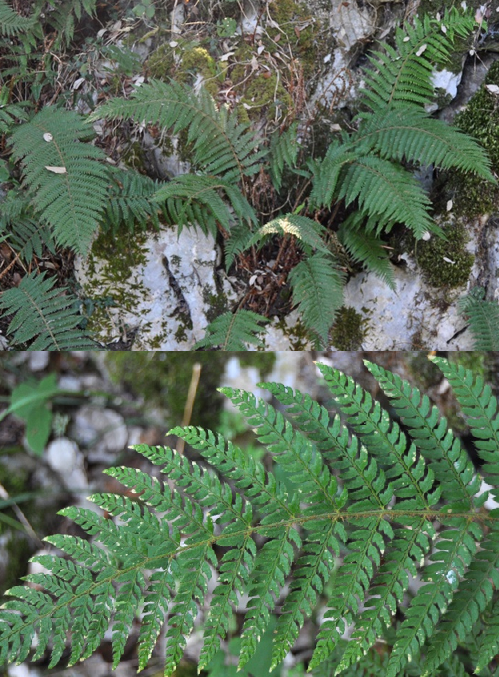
(1, 357), (499, 676)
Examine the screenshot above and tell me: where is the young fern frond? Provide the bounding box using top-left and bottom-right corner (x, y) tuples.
(360, 8), (476, 112)
(338, 213), (395, 289)
(458, 287), (499, 350)
(245, 214), (329, 254)
(9, 107), (110, 255)
(89, 80), (266, 185)
(288, 252), (345, 349)
(0, 190), (56, 262)
(194, 309), (268, 350)
(1, 358), (499, 676)
(0, 271), (96, 349)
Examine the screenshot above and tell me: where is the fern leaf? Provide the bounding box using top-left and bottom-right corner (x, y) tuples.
(102, 168), (164, 233)
(429, 356), (499, 497)
(288, 252), (345, 349)
(353, 107), (496, 182)
(338, 213), (395, 289)
(0, 271), (96, 349)
(307, 140), (359, 209)
(360, 8), (476, 112)
(0, 190), (55, 262)
(194, 309), (268, 350)
(269, 122), (299, 191)
(9, 107), (109, 255)
(0, 0), (37, 35)
(90, 80), (266, 184)
(475, 597), (499, 674)
(246, 213), (329, 255)
(153, 174), (234, 237)
(338, 155), (434, 238)
(458, 287), (499, 350)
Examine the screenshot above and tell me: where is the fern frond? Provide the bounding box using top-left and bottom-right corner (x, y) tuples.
(2, 359), (499, 677)
(353, 107), (496, 182)
(194, 309), (268, 350)
(429, 356), (499, 498)
(0, 87), (30, 132)
(268, 122), (299, 191)
(154, 174), (235, 237)
(288, 252), (345, 349)
(307, 140), (359, 210)
(360, 8), (476, 112)
(458, 287), (499, 350)
(475, 597), (499, 674)
(338, 154), (434, 238)
(102, 168), (165, 233)
(338, 213), (395, 289)
(43, 0), (97, 47)
(90, 80), (266, 184)
(246, 214), (329, 254)
(0, 0), (37, 36)
(9, 107), (109, 255)
(0, 189), (55, 262)
(0, 271), (96, 349)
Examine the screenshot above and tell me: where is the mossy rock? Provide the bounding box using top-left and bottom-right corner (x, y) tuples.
(416, 222), (474, 288)
(147, 43), (221, 98)
(330, 306), (366, 350)
(445, 60), (499, 217)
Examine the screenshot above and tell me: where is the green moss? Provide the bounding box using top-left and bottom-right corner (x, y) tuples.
(416, 222), (474, 288)
(146, 42), (177, 80)
(122, 140), (149, 174)
(147, 43), (220, 98)
(203, 286), (229, 324)
(445, 61), (499, 217)
(330, 306), (366, 350)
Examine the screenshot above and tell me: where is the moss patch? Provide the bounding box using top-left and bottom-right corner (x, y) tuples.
(147, 42), (221, 98)
(416, 222), (474, 288)
(445, 60), (499, 217)
(330, 306), (366, 350)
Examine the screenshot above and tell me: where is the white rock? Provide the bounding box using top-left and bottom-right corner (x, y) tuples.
(71, 406), (128, 458)
(28, 351), (49, 371)
(331, 0), (376, 52)
(46, 438), (88, 491)
(426, 68), (463, 112)
(58, 375), (83, 392)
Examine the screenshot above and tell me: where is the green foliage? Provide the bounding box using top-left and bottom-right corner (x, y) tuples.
(0, 0), (37, 36)
(288, 252), (345, 348)
(0, 190), (56, 262)
(245, 213), (330, 254)
(1, 358), (499, 676)
(194, 309), (269, 350)
(417, 222), (474, 288)
(0, 271), (97, 350)
(458, 287), (499, 350)
(9, 107), (109, 255)
(269, 121), (300, 192)
(102, 168), (165, 234)
(0, 374), (61, 456)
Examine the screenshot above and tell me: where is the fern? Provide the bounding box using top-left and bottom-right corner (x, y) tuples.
(194, 309), (268, 350)
(287, 252), (345, 349)
(269, 121), (300, 192)
(1, 358), (499, 676)
(0, 0), (38, 36)
(457, 288), (499, 350)
(338, 212), (395, 289)
(0, 271), (96, 349)
(89, 80), (267, 185)
(102, 168), (165, 234)
(245, 214), (330, 255)
(9, 107), (110, 255)
(0, 189), (56, 262)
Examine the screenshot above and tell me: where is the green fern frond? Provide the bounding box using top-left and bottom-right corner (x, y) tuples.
(1, 358), (499, 676)
(269, 122), (299, 191)
(0, 0), (37, 36)
(154, 174), (235, 237)
(338, 213), (395, 289)
(338, 154), (434, 238)
(288, 252), (345, 349)
(90, 80), (266, 184)
(0, 271), (96, 349)
(102, 168), (165, 233)
(360, 8), (476, 112)
(0, 190), (55, 263)
(0, 87), (30, 132)
(307, 140), (359, 210)
(246, 214), (329, 254)
(9, 107), (110, 255)
(43, 0), (97, 47)
(457, 287), (499, 350)
(353, 107), (496, 182)
(194, 309), (268, 350)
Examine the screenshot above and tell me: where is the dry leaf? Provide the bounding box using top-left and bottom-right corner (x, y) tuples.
(446, 199), (453, 211)
(486, 84), (499, 95)
(43, 133), (53, 142)
(45, 166), (67, 174)
(416, 44), (427, 57)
